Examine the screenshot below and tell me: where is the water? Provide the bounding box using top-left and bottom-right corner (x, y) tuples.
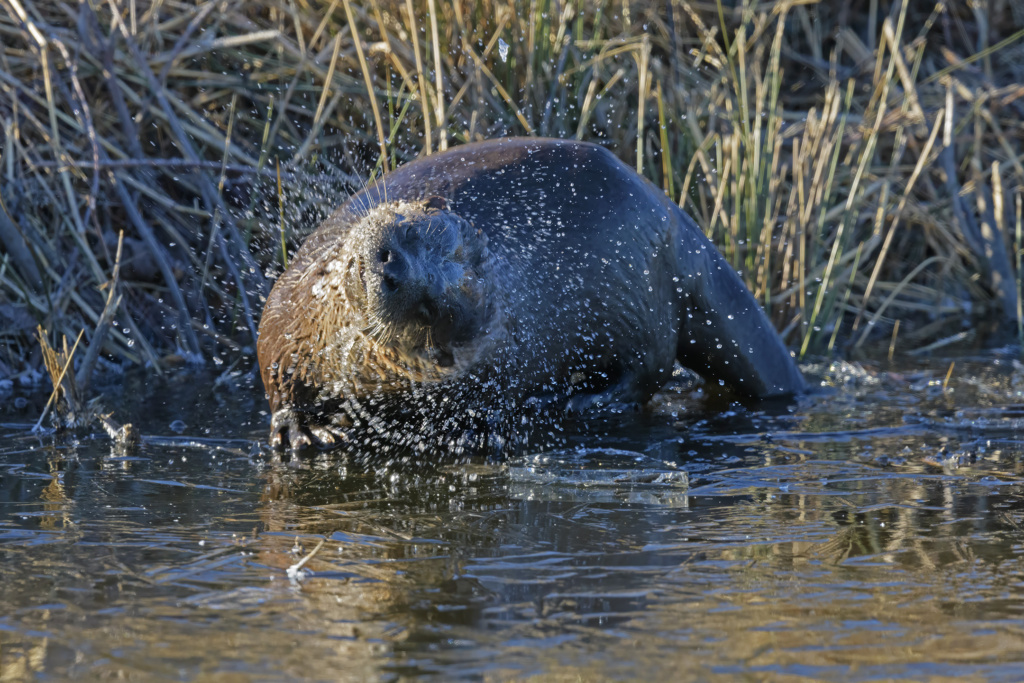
(3, 358), (1024, 681)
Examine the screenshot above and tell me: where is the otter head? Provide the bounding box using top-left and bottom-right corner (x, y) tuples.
(349, 197), (499, 370)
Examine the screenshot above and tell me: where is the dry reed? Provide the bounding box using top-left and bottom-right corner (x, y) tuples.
(2, 0), (1024, 398)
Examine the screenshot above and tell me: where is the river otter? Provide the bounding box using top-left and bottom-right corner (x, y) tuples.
(257, 138), (804, 448)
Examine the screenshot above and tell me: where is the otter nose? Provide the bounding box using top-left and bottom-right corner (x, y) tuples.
(377, 247), (408, 293)
(376, 246), (445, 297)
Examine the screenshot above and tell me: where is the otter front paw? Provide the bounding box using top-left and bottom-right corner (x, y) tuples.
(269, 409), (311, 449)
(269, 409), (350, 450)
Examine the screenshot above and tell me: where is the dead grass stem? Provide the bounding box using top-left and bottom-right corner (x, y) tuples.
(2, 0), (1024, 395)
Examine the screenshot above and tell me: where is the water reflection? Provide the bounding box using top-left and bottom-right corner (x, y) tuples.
(2, 359), (1024, 680)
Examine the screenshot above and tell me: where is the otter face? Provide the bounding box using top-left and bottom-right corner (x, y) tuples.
(355, 201), (493, 366)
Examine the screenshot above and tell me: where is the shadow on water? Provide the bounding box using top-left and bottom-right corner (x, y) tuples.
(2, 358), (1024, 681)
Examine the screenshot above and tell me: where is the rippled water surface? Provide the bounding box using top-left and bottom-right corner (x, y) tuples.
(3, 358), (1024, 681)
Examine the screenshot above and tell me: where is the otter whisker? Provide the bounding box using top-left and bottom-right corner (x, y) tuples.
(363, 318), (395, 347)
(352, 179), (372, 219)
(425, 327), (436, 356)
(361, 319), (381, 339)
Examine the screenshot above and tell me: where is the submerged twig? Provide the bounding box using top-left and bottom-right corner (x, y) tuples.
(287, 537), (327, 580)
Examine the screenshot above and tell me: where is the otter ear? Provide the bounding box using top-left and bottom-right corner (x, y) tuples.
(424, 196), (448, 212)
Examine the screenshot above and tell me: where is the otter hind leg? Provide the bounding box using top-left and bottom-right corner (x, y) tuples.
(673, 218), (804, 399)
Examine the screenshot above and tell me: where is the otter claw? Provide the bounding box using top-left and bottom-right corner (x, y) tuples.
(269, 427), (311, 450)
(309, 426), (335, 445)
(269, 409), (312, 450)
(288, 430), (312, 449)
(309, 424), (348, 446)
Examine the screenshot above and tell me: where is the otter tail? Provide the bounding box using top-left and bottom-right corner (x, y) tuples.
(672, 207), (805, 399)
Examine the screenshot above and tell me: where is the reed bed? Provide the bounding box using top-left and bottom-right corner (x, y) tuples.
(1, 0), (1023, 394)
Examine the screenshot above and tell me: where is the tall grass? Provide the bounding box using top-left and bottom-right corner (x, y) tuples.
(1, 0), (1023, 392)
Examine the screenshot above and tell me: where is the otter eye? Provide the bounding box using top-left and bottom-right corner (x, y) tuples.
(378, 249), (392, 263)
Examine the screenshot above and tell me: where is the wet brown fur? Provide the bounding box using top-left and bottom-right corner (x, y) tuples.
(258, 200), (507, 433)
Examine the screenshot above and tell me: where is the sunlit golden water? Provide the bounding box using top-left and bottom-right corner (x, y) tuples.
(2, 358), (1024, 681)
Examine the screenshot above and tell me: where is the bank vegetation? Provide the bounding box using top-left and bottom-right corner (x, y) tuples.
(1, 0), (1023, 395)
